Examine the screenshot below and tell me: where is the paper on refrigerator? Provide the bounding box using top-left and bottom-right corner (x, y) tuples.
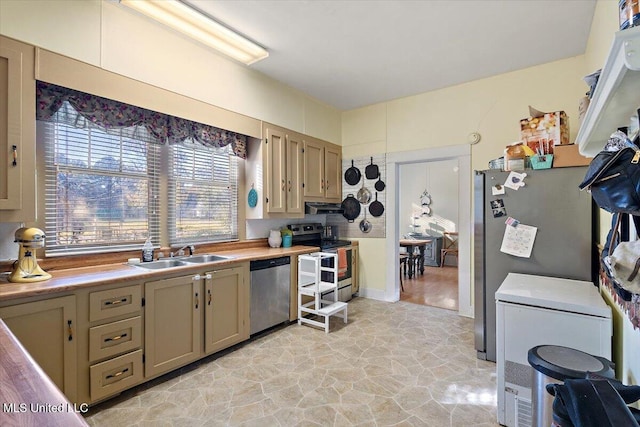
(500, 223), (537, 258)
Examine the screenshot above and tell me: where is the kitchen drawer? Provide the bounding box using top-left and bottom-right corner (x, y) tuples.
(89, 285), (141, 322)
(89, 316), (142, 362)
(90, 349), (143, 402)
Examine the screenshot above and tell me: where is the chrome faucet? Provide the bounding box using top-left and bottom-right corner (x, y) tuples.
(173, 245), (195, 257)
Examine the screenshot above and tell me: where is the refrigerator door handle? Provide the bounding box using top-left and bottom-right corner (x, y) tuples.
(473, 171), (487, 358)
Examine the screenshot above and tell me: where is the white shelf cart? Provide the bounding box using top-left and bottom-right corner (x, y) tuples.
(298, 252), (348, 333)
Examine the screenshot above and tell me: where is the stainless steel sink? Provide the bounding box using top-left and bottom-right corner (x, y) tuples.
(134, 259), (190, 269)
(181, 254), (232, 263)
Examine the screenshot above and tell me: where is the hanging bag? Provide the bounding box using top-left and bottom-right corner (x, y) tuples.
(601, 213), (640, 302)
(601, 213), (640, 328)
(578, 132), (640, 215)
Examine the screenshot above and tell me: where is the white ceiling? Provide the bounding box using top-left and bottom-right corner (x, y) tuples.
(185, 0), (598, 111)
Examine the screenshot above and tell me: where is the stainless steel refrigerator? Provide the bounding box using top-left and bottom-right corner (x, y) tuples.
(474, 166), (595, 362)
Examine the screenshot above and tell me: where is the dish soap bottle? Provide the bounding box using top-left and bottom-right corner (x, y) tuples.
(142, 238), (154, 262)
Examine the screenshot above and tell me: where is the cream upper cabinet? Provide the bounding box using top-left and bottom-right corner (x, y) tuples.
(286, 131), (305, 213)
(0, 295), (78, 402)
(0, 36), (36, 221)
(144, 275), (202, 378)
(246, 122), (305, 218)
(323, 143), (342, 201)
(204, 265), (249, 355)
(304, 137), (342, 202)
(265, 126), (287, 213)
(303, 139), (324, 199)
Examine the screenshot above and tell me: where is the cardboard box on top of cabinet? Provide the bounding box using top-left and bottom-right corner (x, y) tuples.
(520, 107), (570, 155)
(552, 144), (591, 167)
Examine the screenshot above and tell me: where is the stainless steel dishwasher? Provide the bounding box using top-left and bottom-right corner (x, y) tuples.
(250, 256), (291, 335)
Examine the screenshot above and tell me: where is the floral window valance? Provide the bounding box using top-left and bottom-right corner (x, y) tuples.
(36, 81), (247, 159)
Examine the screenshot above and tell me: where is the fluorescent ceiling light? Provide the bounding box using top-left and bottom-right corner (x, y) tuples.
(120, 0), (268, 65)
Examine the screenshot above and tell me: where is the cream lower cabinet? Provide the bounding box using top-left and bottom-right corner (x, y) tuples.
(0, 295), (77, 402)
(75, 283), (144, 404)
(351, 246), (360, 295)
(144, 274), (202, 378)
(204, 265), (249, 354)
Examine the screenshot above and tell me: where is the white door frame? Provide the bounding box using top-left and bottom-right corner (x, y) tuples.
(385, 144), (473, 317)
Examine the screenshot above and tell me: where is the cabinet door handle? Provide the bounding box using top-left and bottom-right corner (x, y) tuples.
(106, 368), (129, 380)
(104, 333), (127, 343)
(282, 179), (285, 191)
(321, 179), (324, 190)
(326, 180), (330, 190)
(12, 145), (17, 166)
(208, 289), (212, 306)
(67, 320), (73, 341)
(288, 180), (291, 192)
(195, 292), (199, 309)
(105, 297), (128, 306)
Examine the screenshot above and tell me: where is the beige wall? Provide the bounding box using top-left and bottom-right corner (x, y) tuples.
(342, 55), (587, 300)
(0, 0), (341, 144)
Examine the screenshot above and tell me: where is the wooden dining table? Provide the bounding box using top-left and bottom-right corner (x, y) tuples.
(399, 238), (432, 279)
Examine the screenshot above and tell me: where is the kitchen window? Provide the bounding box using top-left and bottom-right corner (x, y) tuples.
(37, 82), (245, 255)
(41, 102), (161, 255)
(168, 142), (238, 245)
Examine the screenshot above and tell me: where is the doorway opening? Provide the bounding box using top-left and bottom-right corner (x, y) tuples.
(385, 144), (472, 318)
(398, 158), (459, 311)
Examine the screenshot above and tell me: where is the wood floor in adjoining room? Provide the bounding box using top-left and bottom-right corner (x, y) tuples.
(400, 265), (459, 311)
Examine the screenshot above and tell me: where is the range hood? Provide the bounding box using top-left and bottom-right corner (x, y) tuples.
(305, 202), (344, 215)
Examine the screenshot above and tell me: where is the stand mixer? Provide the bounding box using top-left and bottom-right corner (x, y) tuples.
(9, 227), (52, 283)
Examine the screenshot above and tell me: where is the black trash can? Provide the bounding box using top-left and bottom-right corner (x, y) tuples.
(528, 345), (614, 427)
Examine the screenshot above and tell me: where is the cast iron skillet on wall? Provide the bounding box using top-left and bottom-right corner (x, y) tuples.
(369, 192), (384, 217)
(375, 173), (385, 192)
(342, 194), (361, 222)
(344, 160), (361, 186)
(365, 157), (379, 180)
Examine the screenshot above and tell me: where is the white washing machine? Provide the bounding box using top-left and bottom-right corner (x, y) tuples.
(495, 273), (612, 427)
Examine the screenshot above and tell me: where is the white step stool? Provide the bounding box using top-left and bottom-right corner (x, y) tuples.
(298, 252), (348, 333)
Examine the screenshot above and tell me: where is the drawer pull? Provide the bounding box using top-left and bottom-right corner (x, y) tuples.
(67, 320), (73, 341)
(207, 289), (212, 306)
(106, 368), (129, 380)
(104, 333), (128, 343)
(195, 292), (199, 309)
(105, 298), (128, 306)
(12, 145), (17, 166)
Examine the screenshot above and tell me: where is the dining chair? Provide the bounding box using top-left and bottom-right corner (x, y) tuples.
(399, 254), (408, 291)
(440, 232), (459, 267)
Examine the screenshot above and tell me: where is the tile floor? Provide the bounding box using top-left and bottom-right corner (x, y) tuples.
(86, 298), (498, 426)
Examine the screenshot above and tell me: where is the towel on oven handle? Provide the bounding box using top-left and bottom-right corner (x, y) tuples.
(337, 248), (348, 279)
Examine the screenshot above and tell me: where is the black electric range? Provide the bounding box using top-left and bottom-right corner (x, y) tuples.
(287, 223), (351, 250)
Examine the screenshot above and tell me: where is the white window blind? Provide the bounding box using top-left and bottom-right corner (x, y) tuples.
(168, 142), (238, 245)
(41, 101), (161, 255)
